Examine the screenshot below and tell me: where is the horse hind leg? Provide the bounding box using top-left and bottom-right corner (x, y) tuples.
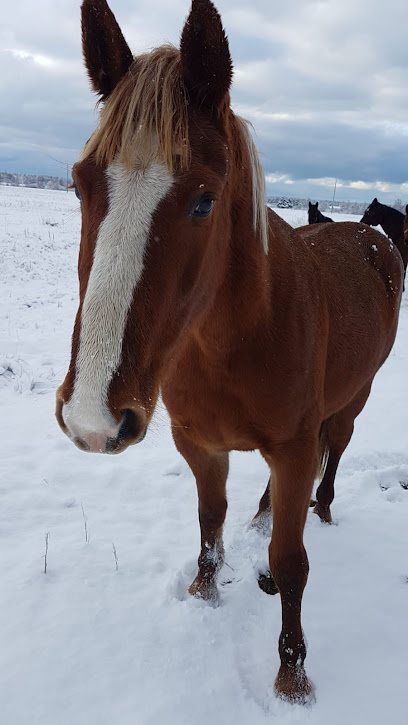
(314, 382), (373, 523)
(250, 476), (272, 533)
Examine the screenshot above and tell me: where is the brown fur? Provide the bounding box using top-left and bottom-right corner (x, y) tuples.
(57, 0), (404, 704)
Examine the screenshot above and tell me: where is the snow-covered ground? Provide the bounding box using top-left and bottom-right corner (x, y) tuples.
(0, 185), (407, 725)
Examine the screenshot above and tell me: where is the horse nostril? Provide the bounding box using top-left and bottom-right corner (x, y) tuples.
(55, 394), (68, 434)
(117, 408), (146, 445)
(74, 437), (91, 452)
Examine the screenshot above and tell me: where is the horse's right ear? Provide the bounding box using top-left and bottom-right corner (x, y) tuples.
(308, 202), (312, 208)
(405, 205), (408, 215)
(81, 0), (133, 100)
(373, 198), (378, 203)
(180, 0), (233, 112)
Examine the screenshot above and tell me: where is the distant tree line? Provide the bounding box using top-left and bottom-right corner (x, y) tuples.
(0, 172), (72, 191)
(268, 196), (406, 215)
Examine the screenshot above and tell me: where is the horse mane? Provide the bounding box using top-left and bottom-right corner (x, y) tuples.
(81, 44), (268, 253)
(81, 46), (189, 171)
(385, 205), (404, 222)
(233, 116), (269, 253)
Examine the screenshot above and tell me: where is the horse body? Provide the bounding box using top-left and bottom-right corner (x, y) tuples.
(163, 218), (400, 453)
(161, 216), (402, 575)
(56, 0), (403, 705)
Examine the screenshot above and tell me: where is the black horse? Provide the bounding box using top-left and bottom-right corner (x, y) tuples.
(361, 198), (407, 286)
(308, 201), (334, 224)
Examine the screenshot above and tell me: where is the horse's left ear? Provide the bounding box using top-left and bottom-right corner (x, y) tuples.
(81, 0), (133, 100)
(180, 0), (233, 112)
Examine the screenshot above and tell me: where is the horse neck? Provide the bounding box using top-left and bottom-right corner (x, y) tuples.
(378, 205), (404, 242)
(195, 162), (270, 352)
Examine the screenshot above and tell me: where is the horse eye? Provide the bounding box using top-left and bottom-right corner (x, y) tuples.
(74, 185), (82, 202)
(192, 196), (214, 218)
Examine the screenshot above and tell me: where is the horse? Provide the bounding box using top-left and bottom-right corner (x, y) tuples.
(56, 0), (404, 704)
(308, 201), (334, 224)
(404, 204), (408, 247)
(361, 198), (408, 286)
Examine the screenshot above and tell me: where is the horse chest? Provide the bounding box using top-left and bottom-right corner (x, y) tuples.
(162, 355), (303, 452)
(163, 371), (252, 450)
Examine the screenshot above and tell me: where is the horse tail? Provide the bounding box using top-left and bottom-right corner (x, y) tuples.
(318, 419), (330, 479)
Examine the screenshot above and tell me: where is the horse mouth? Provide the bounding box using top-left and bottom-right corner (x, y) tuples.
(106, 425), (148, 454)
(70, 428), (147, 455)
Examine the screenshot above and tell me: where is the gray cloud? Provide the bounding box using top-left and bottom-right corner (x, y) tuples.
(1, 0), (407, 201)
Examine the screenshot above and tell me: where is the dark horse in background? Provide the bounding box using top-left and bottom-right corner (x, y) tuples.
(361, 198), (408, 286)
(308, 201), (334, 224)
(404, 205), (408, 261)
(56, 0), (404, 705)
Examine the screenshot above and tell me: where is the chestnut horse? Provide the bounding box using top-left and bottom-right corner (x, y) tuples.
(56, 0), (403, 704)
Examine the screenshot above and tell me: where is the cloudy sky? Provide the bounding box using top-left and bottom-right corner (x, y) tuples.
(2, 0), (408, 202)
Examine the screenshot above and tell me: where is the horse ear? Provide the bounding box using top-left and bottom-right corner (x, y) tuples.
(81, 0), (133, 100)
(373, 197), (378, 204)
(316, 202), (319, 208)
(180, 0), (233, 112)
(405, 205), (408, 215)
(308, 202), (312, 208)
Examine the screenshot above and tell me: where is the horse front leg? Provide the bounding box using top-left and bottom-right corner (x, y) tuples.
(265, 438), (317, 704)
(172, 428), (229, 603)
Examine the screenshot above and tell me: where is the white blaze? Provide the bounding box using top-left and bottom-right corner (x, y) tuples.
(63, 161), (173, 438)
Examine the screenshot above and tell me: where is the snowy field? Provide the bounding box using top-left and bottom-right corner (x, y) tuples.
(0, 185), (407, 724)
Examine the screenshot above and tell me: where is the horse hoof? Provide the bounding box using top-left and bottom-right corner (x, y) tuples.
(249, 510), (272, 535)
(274, 665), (315, 705)
(258, 571), (279, 595)
(189, 576), (220, 604)
(313, 502), (332, 524)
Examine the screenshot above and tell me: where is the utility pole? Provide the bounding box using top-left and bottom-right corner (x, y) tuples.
(330, 179), (337, 215)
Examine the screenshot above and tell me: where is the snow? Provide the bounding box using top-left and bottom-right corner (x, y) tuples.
(0, 186), (407, 724)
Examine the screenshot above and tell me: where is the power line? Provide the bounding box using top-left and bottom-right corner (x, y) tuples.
(46, 154), (71, 192)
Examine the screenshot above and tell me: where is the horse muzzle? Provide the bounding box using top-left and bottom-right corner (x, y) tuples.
(55, 391), (148, 454)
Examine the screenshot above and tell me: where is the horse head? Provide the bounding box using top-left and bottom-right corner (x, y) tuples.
(361, 198), (381, 226)
(56, 0), (267, 454)
(308, 201), (319, 224)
